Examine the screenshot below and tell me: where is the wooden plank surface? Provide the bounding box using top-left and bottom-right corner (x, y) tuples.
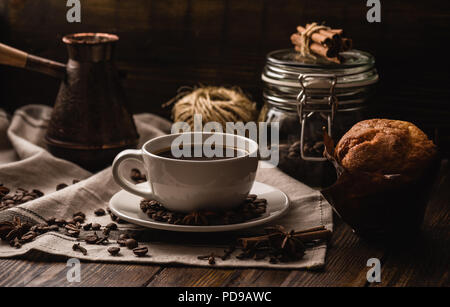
(0, 161), (448, 287)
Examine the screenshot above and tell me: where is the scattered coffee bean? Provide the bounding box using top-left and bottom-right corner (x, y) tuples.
(0, 186), (10, 198)
(96, 236), (109, 245)
(72, 243), (87, 255)
(117, 239), (127, 246)
(73, 211), (86, 219)
(132, 246), (148, 257)
(125, 238), (138, 249)
(48, 225), (59, 232)
(105, 223), (117, 230)
(91, 223), (101, 230)
(73, 215), (85, 223)
(119, 233), (130, 240)
(85, 233), (99, 244)
(72, 179), (80, 184)
(94, 208), (106, 216)
(0, 187), (44, 211)
(107, 246), (120, 256)
(56, 183), (68, 191)
(109, 213), (118, 221)
(83, 223), (92, 231)
(20, 231), (37, 243)
(54, 218), (67, 226)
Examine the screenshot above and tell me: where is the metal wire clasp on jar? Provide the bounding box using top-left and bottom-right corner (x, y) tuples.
(260, 49), (378, 187)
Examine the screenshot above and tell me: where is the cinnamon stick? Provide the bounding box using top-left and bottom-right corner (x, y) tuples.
(305, 24), (341, 40)
(297, 26), (332, 46)
(294, 45), (340, 64)
(238, 227), (332, 249)
(291, 33), (337, 58)
(341, 38), (353, 51)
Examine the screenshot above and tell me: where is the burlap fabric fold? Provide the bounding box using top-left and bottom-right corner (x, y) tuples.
(0, 105), (332, 269)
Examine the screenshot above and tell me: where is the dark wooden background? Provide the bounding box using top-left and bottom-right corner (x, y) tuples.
(1, 0), (449, 150)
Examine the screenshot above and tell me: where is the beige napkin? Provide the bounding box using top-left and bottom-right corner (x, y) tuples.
(0, 105), (332, 269)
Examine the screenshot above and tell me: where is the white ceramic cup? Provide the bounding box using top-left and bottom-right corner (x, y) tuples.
(112, 132), (259, 213)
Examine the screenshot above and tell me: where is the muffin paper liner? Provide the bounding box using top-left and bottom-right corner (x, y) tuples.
(320, 131), (439, 241)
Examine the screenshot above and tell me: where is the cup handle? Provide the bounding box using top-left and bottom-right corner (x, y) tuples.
(112, 149), (153, 199)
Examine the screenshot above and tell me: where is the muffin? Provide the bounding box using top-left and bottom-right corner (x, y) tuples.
(321, 119), (439, 240)
(335, 119), (436, 180)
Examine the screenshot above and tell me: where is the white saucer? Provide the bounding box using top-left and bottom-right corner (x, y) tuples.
(109, 181), (290, 232)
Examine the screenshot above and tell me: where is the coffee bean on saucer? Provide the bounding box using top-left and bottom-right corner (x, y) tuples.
(107, 246), (120, 256)
(94, 208), (106, 216)
(133, 246), (148, 257)
(125, 238), (138, 249)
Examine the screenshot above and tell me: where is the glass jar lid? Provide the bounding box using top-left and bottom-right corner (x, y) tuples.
(262, 49), (378, 89)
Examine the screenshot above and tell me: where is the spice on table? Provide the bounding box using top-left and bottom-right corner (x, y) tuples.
(236, 225), (331, 263)
(72, 243), (87, 255)
(0, 216), (31, 242)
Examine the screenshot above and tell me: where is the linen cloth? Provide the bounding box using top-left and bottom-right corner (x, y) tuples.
(0, 105), (332, 269)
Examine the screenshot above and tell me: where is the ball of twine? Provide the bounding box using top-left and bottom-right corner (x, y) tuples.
(165, 86), (258, 129)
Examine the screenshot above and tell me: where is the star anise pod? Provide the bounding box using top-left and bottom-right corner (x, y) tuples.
(182, 211), (209, 225)
(265, 225), (305, 260)
(0, 216), (32, 241)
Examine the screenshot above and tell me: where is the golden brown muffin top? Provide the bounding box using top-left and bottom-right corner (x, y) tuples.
(335, 119), (436, 176)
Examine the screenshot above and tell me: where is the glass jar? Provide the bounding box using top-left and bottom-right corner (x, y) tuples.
(260, 49), (379, 187)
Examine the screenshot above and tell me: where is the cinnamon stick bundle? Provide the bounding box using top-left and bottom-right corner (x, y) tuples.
(291, 23), (353, 64)
(238, 225), (332, 249)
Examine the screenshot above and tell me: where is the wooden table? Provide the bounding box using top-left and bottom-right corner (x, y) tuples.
(0, 161), (448, 287)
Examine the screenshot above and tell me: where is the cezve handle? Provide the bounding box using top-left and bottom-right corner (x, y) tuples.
(0, 42), (66, 79)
